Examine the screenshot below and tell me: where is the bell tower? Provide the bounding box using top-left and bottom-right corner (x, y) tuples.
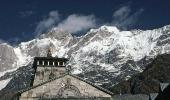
(31, 48), (68, 86)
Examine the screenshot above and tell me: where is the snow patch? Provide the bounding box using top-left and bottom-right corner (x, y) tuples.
(0, 78), (12, 90)
(14, 47), (32, 67)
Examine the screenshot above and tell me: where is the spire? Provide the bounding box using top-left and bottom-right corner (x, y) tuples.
(47, 47), (52, 57)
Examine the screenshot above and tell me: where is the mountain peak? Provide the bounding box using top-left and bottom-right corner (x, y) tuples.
(90, 25), (120, 33)
(40, 27), (72, 40)
(100, 25), (120, 33)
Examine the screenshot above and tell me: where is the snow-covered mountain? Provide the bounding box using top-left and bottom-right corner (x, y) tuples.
(0, 25), (170, 90)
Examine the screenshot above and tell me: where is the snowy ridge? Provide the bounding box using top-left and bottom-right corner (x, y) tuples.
(0, 25), (170, 89)
(14, 47), (32, 67)
(69, 25), (170, 74)
(90, 25), (119, 33)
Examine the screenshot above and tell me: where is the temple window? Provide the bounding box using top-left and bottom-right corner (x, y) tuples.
(37, 61), (39, 65)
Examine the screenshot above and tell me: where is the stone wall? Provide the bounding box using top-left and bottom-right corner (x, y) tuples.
(33, 66), (65, 86)
(20, 75), (112, 100)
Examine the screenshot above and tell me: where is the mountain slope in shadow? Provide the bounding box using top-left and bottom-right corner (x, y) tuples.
(110, 53), (170, 95)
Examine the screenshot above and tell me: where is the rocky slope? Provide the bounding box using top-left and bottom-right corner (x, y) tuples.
(0, 44), (17, 72)
(110, 54), (170, 94)
(0, 25), (170, 91)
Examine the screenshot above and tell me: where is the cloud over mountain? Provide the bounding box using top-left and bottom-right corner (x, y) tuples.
(57, 14), (96, 34)
(35, 5), (143, 35)
(112, 5), (144, 29)
(35, 10), (60, 35)
(35, 11), (96, 35)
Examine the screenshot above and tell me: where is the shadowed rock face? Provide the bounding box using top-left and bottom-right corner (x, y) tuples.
(0, 44), (17, 72)
(0, 91), (18, 100)
(110, 54), (170, 94)
(156, 84), (170, 100)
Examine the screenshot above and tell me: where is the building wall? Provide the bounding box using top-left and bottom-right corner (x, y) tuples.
(33, 66), (65, 86)
(33, 58), (66, 86)
(20, 75), (112, 100)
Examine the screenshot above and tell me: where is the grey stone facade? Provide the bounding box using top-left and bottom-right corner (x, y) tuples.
(19, 74), (113, 100)
(33, 66), (65, 86)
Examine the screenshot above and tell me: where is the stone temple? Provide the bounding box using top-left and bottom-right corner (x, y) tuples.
(14, 49), (113, 100)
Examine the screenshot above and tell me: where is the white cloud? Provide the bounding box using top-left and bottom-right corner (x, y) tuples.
(35, 10), (60, 35)
(57, 14), (96, 33)
(35, 6), (142, 35)
(35, 11), (96, 35)
(113, 6), (131, 22)
(112, 6), (144, 29)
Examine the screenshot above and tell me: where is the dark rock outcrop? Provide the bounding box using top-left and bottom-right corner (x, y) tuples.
(156, 84), (170, 100)
(110, 54), (170, 94)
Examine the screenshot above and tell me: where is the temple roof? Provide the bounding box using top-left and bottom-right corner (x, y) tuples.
(18, 73), (114, 96)
(34, 57), (68, 61)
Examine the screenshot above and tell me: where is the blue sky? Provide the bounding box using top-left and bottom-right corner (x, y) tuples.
(0, 0), (170, 45)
